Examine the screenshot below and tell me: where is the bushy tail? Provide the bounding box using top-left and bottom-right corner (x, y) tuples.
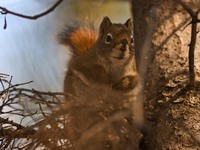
(57, 23), (98, 57)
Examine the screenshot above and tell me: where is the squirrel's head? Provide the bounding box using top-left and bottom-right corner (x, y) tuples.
(96, 16), (134, 64)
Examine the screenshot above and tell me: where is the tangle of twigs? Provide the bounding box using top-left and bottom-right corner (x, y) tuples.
(0, 75), (140, 150)
(0, 75), (70, 149)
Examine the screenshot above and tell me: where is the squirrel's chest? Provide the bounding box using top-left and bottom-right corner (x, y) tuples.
(108, 63), (135, 82)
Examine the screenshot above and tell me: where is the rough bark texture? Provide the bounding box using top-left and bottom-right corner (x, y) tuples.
(132, 0), (200, 149)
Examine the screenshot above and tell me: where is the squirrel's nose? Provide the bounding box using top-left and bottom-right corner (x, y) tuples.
(120, 47), (126, 52)
(119, 39), (128, 52)
(120, 42), (127, 52)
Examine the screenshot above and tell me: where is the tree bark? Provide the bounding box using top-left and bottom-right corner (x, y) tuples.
(131, 0), (200, 149)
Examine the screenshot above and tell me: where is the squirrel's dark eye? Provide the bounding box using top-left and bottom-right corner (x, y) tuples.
(105, 33), (112, 44)
(131, 36), (134, 45)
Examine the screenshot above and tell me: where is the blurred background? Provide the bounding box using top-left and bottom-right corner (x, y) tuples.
(0, 0), (132, 92)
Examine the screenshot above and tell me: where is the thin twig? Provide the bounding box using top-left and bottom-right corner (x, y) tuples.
(0, 78), (5, 91)
(0, 0), (63, 20)
(0, 80), (33, 96)
(0, 0), (63, 29)
(0, 73), (9, 78)
(0, 117), (25, 129)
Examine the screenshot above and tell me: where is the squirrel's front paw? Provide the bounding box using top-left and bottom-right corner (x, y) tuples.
(112, 75), (137, 90)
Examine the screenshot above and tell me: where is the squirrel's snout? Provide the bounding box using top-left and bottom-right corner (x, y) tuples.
(119, 42), (128, 52)
(120, 47), (126, 52)
(119, 39), (128, 52)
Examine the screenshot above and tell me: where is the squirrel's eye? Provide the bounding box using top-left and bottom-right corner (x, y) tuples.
(131, 36), (134, 45)
(105, 33), (112, 44)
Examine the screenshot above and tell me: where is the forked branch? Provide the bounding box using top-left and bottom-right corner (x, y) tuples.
(174, 0), (199, 87)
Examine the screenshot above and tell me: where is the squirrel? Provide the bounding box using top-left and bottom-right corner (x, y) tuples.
(57, 16), (138, 102)
(57, 17), (140, 149)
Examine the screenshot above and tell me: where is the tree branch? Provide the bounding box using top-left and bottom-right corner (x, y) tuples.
(0, 117), (25, 130)
(174, 0), (198, 87)
(0, 0), (63, 29)
(0, 80), (33, 96)
(173, 0), (195, 16)
(0, 0), (63, 20)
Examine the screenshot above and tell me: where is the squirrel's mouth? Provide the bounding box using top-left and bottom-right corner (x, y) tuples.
(113, 56), (124, 60)
(111, 46), (129, 61)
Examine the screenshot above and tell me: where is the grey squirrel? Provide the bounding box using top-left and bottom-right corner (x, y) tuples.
(57, 16), (138, 102)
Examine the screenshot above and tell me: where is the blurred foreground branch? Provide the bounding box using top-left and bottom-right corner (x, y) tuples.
(0, 75), (140, 149)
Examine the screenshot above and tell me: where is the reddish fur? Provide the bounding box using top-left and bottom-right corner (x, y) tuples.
(69, 27), (98, 56)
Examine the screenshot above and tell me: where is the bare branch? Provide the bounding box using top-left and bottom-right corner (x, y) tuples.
(0, 0), (63, 29)
(174, 0), (196, 17)
(0, 0), (63, 20)
(0, 117), (25, 130)
(0, 73), (9, 78)
(0, 80), (33, 96)
(174, 0), (199, 87)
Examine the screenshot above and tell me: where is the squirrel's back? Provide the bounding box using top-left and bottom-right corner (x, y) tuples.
(57, 22), (98, 57)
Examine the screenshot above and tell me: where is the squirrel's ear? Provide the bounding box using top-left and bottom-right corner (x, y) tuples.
(99, 16), (112, 38)
(124, 18), (133, 32)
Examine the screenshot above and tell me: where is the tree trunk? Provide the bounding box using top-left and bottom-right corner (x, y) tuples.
(131, 0), (200, 149)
